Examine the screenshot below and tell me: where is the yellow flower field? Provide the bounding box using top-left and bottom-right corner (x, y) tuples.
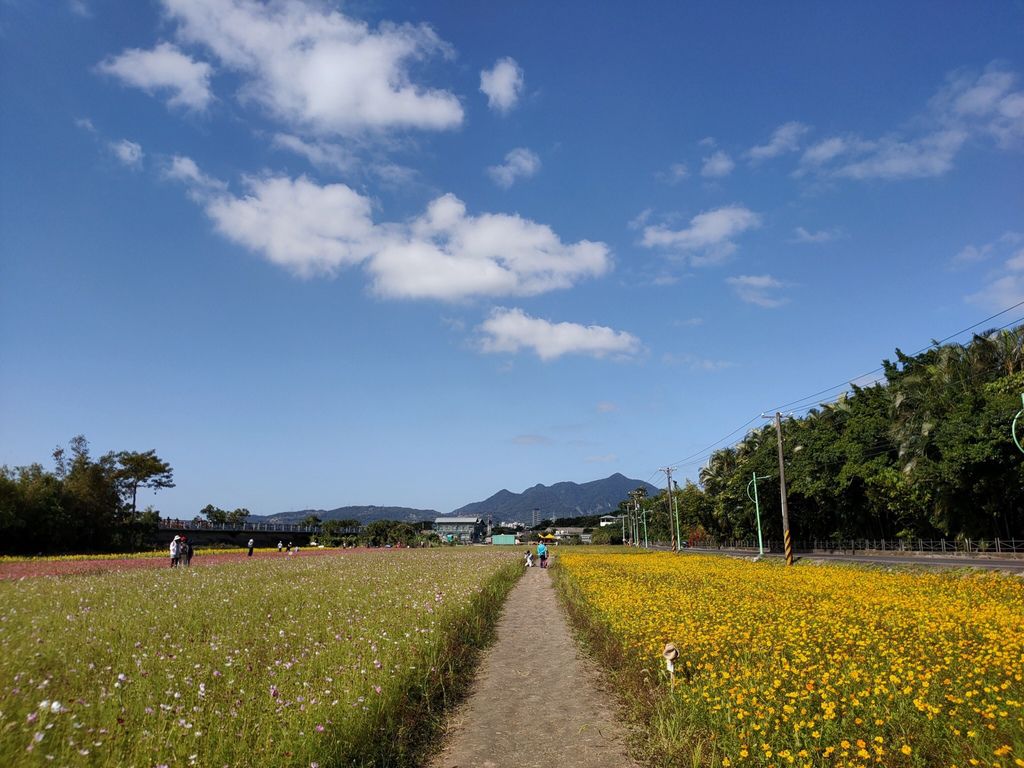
(557, 551), (1024, 768)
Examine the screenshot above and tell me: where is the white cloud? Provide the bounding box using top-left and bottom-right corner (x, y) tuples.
(370, 194), (610, 300)
(596, 401), (617, 413)
(164, 155), (228, 199)
(480, 57), (524, 113)
(747, 121), (809, 161)
(726, 274), (788, 308)
(272, 134), (355, 174)
(657, 162), (688, 184)
(69, 1), (91, 18)
(932, 65), (1024, 147)
(487, 148), (540, 188)
(641, 205), (761, 266)
(662, 353), (735, 371)
(627, 208), (652, 231)
(962, 234), (1024, 308)
(97, 41), (213, 110)
(74, 117), (96, 133)
(206, 176), (378, 277)
(158, 0), (462, 134)
(836, 129), (968, 180)
(168, 159), (611, 300)
(512, 434), (551, 446)
(792, 226), (841, 244)
(479, 308), (641, 361)
(701, 150), (734, 178)
(797, 65), (1024, 181)
(110, 139), (143, 169)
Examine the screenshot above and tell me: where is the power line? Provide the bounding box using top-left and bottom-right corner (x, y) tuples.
(657, 303), (1024, 482)
(762, 301), (1024, 414)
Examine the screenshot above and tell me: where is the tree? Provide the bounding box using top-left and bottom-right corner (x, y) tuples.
(201, 504), (228, 524)
(114, 450), (175, 516)
(227, 508), (251, 525)
(300, 514), (322, 527)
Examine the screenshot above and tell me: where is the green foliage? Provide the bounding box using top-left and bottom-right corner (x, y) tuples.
(632, 327), (1024, 542)
(0, 436), (166, 554)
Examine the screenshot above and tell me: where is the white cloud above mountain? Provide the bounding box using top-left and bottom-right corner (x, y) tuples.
(167, 159), (611, 300)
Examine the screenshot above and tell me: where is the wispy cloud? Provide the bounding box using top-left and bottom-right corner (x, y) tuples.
(584, 454), (617, 463)
(662, 353), (735, 371)
(480, 57), (524, 113)
(747, 121), (810, 161)
(701, 150), (734, 178)
(726, 274), (789, 308)
(656, 162), (689, 184)
(641, 205), (761, 266)
(952, 232), (1022, 268)
(797, 65), (1024, 181)
(511, 434), (551, 446)
(596, 401), (618, 413)
(791, 226), (841, 244)
(487, 148), (540, 188)
(109, 139), (143, 169)
(478, 308), (641, 361)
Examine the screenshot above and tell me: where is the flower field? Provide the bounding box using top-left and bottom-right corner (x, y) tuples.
(0, 548), (520, 767)
(556, 551), (1024, 768)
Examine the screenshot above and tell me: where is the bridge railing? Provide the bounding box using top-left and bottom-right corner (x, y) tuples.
(158, 519), (324, 534)
(686, 538), (1024, 556)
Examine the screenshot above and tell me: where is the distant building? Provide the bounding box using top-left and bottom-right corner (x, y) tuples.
(491, 534), (518, 546)
(433, 517), (487, 543)
(599, 515), (619, 527)
(531, 508), (540, 527)
(554, 526), (586, 540)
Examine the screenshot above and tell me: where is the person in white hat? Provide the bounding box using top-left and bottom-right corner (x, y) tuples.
(169, 535), (182, 568)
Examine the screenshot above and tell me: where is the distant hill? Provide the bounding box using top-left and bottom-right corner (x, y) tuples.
(257, 505), (438, 525)
(448, 473), (659, 524)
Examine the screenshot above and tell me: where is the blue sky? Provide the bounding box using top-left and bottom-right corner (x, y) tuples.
(1, 1), (1022, 517)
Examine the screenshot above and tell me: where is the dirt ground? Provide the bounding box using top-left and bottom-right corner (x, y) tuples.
(430, 563), (638, 768)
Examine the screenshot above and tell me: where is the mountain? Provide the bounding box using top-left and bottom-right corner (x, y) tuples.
(257, 505), (439, 525)
(448, 473), (659, 523)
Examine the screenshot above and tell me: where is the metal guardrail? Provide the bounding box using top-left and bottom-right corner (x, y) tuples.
(689, 537), (1024, 556)
(158, 519), (324, 534)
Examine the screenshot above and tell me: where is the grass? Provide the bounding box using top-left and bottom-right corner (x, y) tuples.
(0, 548), (521, 767)
(555, 549), (1024, 768)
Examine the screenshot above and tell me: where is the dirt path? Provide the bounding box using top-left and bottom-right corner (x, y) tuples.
(431, 564), (638, 768)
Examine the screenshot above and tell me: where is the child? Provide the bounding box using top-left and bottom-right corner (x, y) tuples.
(523, 550), (534, 568)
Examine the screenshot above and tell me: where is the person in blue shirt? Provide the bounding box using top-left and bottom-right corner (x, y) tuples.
(537, 541), (548, 568)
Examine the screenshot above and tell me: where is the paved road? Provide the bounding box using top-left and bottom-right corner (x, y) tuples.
(431, 565), (638, 768)
(680, 546), (1024, 572)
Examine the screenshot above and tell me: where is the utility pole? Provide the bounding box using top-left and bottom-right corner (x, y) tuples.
(772, 412), (794, 566)
(660, 467), (680, 551)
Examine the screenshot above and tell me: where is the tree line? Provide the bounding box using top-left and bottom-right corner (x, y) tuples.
(628, 327), (1024, 544)
(0, 436), (174, 554)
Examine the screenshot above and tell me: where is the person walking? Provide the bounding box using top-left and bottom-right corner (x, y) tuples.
(277, 540), (284, 553)
(537, 540), (548, 569)
(169, 535), (181, 568)
(180, 536), (193, 567)
(247, 538), (255, 557)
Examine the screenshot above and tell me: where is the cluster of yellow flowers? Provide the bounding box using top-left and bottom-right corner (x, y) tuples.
(558, 552), (1024, 768)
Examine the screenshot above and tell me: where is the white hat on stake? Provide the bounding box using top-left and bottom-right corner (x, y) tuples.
(663, 642), (680, 688)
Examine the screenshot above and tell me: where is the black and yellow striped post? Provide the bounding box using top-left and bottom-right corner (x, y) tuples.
(774, 412), (794, 566)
